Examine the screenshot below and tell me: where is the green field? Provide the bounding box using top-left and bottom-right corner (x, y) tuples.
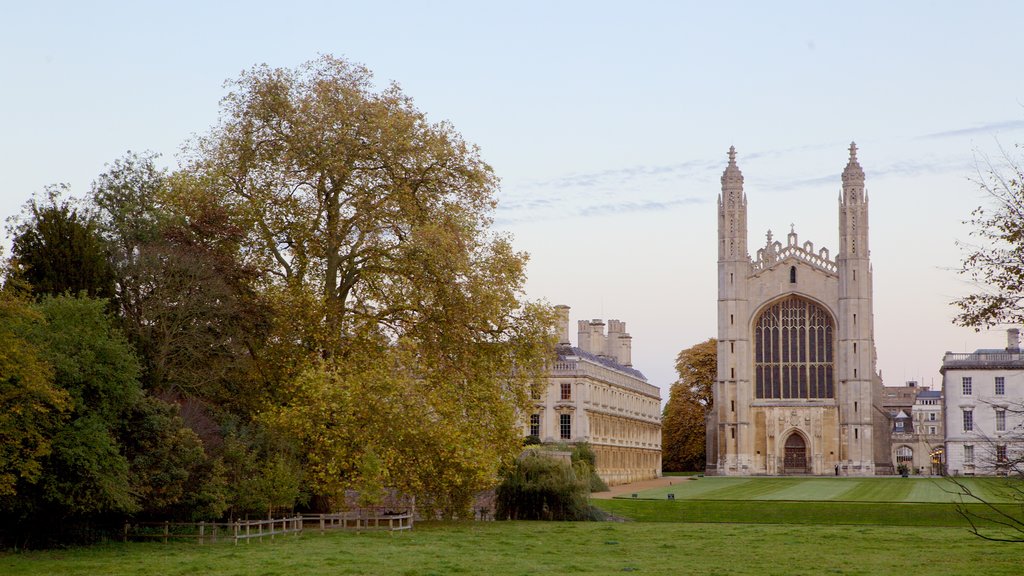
(3, 477), (1021, 575)
(625, 476), (1020, 503)
(2, 521), (1022, 576)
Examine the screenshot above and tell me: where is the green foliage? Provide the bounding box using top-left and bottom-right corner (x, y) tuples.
(495, 452), (590, 520)
(118, 395), (207, 517)
(662, 338), (716, 472)
(571, 442), (608, 492)
(27, 296), (143, 516)
(217, 422), (303, 518)
(5, 186), (116, 300)
(0, 292), (68, 497)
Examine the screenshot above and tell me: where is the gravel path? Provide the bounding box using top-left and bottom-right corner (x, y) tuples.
(590, 475), (693, 500)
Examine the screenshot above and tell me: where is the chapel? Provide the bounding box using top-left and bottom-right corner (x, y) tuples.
(707, 144), (893, 476)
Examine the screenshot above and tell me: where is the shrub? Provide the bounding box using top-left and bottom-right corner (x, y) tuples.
(495, 452), (590, 520)
(571, 443), (608, 492)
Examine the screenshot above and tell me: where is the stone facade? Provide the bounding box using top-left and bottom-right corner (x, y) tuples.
(527, 305), (662, 485)
(887, 385), (944, 475)
(708, 144), (893, 476)
(942, 329), (1024, 476)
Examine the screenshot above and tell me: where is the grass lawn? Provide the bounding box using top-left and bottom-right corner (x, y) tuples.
(598, 476), (1024, 529)
(626, 476), (1021, 503)
(2, 521), (1022, 576)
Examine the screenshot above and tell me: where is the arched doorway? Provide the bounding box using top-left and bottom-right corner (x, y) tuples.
(784, 433), (808, 473)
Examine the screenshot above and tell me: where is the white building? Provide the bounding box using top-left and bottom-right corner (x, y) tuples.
(942, 329), (1024, 476)
(709, 144), (892, 476)
(527, 305), (662, 485)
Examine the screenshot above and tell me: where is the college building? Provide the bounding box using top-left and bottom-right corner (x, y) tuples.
(942, 329), (1024, 476)
(526, 305), (662, 485)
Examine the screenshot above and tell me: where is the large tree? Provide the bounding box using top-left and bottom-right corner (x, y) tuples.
(662, 338), (716, 472)
(182, 55), (554, 515)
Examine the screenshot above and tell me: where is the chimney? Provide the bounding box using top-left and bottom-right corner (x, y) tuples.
(1008, 328), (1020, 352)
(554, 305), (571, 346)
(579, 319), (607, 355)
(577, 320), (592, 353)
(607, 319), (633, 367)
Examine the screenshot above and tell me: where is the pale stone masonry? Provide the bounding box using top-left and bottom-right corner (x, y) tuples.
(942, 329), (1024, 476)
(709, 144), (893, 476)
(527, 305), (662, 485)
(886, 384), (944, 474)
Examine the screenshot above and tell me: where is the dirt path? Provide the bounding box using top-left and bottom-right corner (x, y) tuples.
(590, 475), (693, 500)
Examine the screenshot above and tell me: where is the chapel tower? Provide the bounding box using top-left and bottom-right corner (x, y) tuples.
(707, 144), (891, 476)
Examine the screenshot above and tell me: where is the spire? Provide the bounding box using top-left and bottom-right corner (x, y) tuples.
(842, 141), (865, 185)
(721, 146), (744, 189)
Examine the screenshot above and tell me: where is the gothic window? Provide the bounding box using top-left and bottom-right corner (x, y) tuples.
(789, 266), (796, 283)
(754, 296), (834, 399)
(895, 446), (913, 464)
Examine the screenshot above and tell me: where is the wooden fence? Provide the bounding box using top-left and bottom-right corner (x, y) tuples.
(123, 509), (412, 545)
(302, 509), (414, 532)
(125, 517), (302, 544)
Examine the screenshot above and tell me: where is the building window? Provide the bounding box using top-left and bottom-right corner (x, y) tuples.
(962, 377), (972, 395)
(929, 426), (936, 434)
(559, 414), (571, 440)
(529, 414), (540, 437)
(790, 266), (796, 283)
(995, 377), (1005, 396)
(753, 296), (835, 399)
(997, 444), (1008, 464)
(895, 446), (913, 464)
(963, 409), (973, 432)
(996, 409), (1006, 432)
(895, 420), (904, 431)
(964, 445), (974, 463)
(928, 412), (936, 421)
(560, 382), (571, 401)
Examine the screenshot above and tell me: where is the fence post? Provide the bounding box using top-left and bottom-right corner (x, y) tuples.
(233, 520), (239, 545)
(199, 521), (205, 544)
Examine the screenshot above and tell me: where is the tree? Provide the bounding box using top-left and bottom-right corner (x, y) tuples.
(26, 296), (142, 517)
(0, 292), (69, 497)
(182, 55), (555, 515)
(5, 186), (116, 300)
(954, 144), (1024, 327)
(662, 338), (716, 472)
(90, 153), (267, 408)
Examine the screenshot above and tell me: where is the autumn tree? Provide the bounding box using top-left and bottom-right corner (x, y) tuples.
(662, 338), (716, 472)
(182, 55), (554, 515)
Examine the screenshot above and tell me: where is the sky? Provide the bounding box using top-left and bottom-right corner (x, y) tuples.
(3, 1), (1024, 398)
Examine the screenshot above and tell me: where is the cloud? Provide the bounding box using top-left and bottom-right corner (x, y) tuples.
(918, 120), (1024, 140)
